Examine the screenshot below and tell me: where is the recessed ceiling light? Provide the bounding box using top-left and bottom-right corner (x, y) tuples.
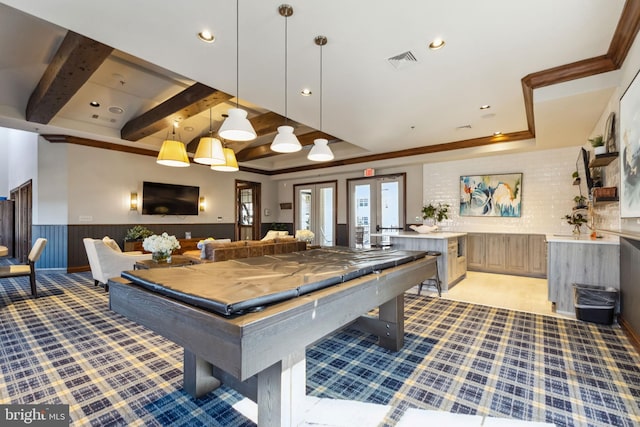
(429, 38), (445, 50)
(480, 105), (491, 110)
(301, 88), (312, 96)
(108, 106), (124, 114)
(183, 126), (194, 132)
(198, 30), (215, 43)
(89, 101), (100, 107)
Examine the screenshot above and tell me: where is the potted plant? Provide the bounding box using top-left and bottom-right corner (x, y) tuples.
(589, 135), (606, 155)
(124, 225), (154, 241)
(422, 202), (450, 224)
(572, 170), (580, 185)
(573, 195), (588, 209)
(564, 212), (588, 234)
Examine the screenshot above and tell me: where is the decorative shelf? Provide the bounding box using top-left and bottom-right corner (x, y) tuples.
(589, 152), (618, 167)
(594, 197), (619, 203)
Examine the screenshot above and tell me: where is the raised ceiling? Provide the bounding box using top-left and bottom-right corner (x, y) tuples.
(0, 0), (638, 175)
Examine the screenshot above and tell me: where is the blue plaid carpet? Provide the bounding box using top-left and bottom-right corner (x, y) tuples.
(0, 269), (639, 426)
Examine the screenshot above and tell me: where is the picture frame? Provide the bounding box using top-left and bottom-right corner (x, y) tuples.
(620, 69), (640, 218)
(460, 173), (522, 217)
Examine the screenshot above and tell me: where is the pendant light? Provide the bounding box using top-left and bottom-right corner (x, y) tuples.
(157, 124), (190, 167)
(218, 0), (257, 142)
(308, 35), (334, 162)
(270, 4), (302, 153)
(211, 145), (239, 172)
(194, 109), (225, 165)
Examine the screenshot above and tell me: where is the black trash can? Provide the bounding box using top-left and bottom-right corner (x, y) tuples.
(573, 284), (618, 325)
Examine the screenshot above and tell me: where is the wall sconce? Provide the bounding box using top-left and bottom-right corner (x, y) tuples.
(130, 192), (138, 211)
(199, 196), (206, 212)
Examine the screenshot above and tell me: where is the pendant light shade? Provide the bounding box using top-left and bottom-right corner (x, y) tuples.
(157, 130), (190, 167)
(308, 138), (334, 161)
(211, 147), (239, 172)
(194, 136), (225, 165)
(270, 4), (301, 153)
(219, 0), (257, 142)
(308, 35), (333, 162)
(195, 109), (226, 165)
(218, 108), (256, 141)
(271, 125), (302, 153)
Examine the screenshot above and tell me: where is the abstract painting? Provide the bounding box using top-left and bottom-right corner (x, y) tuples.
(460, 173), (522, 217)
(620, 69), (640, 218)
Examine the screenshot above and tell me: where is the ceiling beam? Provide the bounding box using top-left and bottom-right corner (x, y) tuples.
(121, 83), (232, 141)
(608, 0), (640, 67)
(235, 131), (337, 162)
(26, 31), (114, 124)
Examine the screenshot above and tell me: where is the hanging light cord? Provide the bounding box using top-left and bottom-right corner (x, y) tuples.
(235, 0), (240, 108)
(284, 13), (289, 125)
(319, 42), (323, 131)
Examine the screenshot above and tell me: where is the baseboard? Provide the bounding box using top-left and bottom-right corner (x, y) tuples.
(619, 315), (640, 355)
(67, 265), (90, 274)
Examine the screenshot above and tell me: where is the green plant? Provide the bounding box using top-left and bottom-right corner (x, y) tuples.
(588, 135), (604, 147)
(573, 195), (587, 207)
(572, 171), (579, 179)
(125, 225), (154, 240)
(422, 203), (450, 222)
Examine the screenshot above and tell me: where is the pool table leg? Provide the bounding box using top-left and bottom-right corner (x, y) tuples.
(183, 349), (221, 398)
(378, 294), (404, 351)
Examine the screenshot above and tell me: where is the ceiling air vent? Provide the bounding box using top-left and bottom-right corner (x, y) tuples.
(387, 50), (417, 70)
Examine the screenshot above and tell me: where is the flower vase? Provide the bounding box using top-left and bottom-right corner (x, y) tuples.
(152, 251), (172, 263)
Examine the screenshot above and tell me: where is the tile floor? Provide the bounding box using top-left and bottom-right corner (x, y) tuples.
(414, 271), (573, 319)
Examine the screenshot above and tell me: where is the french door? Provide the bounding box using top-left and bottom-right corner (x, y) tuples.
(348, 174), (405, 248)
(293, 181), (336, 246)
(236, 180), (261, 241)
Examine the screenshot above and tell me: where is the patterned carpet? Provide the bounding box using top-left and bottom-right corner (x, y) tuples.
(0, 269), (639, 426)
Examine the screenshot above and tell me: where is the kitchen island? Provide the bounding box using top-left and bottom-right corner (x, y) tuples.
(546, 234), (620, 316)
(371, 231), (467, 291)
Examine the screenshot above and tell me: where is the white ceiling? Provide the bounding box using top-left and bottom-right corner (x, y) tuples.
(0, 0), (628, 173)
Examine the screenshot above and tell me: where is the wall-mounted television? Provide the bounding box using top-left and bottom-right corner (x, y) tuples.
(142, 181), (199, 216)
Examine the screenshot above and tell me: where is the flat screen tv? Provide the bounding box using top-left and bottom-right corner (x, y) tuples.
(142, 181), (199, 216)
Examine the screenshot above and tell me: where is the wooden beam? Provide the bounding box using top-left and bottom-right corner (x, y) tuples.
(608, 0), (640, 67)
(121, 83), (232, 141)
(269, 130), (534, 175)
(235, 131), (337, 162)
(26, 31), (114, 124)
(250, 111), (288, 135)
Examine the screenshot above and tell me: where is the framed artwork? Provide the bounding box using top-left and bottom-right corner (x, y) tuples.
(620, 69), (640, 218)
(460, 173), (522, 217)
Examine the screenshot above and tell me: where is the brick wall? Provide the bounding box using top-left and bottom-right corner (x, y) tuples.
(422, 147), (586, 234)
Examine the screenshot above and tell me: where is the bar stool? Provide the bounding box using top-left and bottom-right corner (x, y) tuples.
(418, 251), (442, 297)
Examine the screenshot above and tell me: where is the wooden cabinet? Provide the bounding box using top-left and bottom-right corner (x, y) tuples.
(447, 239), (458, 284)
(467, 233), (485, 270)
(505, 234), (528, 274)
(485, 234), (506, 271)
(528, 234), (547, 276)
(466, 233), (546, 278)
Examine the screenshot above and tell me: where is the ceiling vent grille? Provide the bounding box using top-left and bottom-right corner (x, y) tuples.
(387, 51), (417, 70)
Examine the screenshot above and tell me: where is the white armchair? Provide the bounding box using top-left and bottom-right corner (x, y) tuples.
(83, 237), (151, 290)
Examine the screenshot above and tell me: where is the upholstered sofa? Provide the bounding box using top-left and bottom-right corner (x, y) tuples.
(183, 238), (307, 263)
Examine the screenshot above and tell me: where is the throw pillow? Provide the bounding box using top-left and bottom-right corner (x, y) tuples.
(102, 236), (122, 252)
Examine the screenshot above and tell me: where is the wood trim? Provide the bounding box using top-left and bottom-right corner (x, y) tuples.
(121, 83), (232, 141)
(619, 315), (640, 355)
(43, 134), (160, 157)
(26, 31), (113, 124)
(608, 0), (640, 67)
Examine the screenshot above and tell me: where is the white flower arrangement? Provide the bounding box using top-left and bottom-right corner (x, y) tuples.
(295, 229), (315, 242)
(143, 232), (181, 254)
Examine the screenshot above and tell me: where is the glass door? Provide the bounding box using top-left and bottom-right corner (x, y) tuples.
(348, 175), (404, 248)
(236, 180), (261, 241)
(294, 181), (336, 246)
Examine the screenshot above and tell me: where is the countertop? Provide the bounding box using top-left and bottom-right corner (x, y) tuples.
(370, 231), (467, 240)
(545, 233), (619, 245)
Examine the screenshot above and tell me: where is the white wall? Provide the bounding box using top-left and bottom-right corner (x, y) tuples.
(422, 147), (581, 235)
(65, 143), (276, 225)
(0, 128), (9, 198)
